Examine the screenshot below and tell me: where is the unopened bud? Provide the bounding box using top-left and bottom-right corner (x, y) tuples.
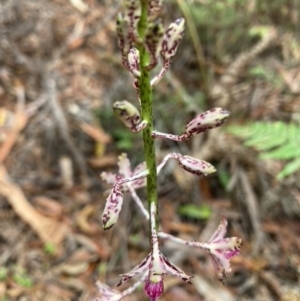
(123, 0), (141, 41)
(178, 155), (216, 177)
(148, 0), (163, 18)
(185, 108), (230, 137)
(145, 22), (164, 70)
(102, 188), (124, 230)
(113, 100), (147, 132)
(161, 18), (185, 59)
(128, 48), (140, 77)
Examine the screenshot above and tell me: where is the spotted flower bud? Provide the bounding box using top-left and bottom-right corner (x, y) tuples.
(157, 153), (216, 177)
(116, 14), (131, 69)
(113, 100), (147, 132)
(151, 18), (185, 86)
(178, 155), (216, 177)
(145, 22), (164, 70)
(128, 48), (140, 77)
(152, 108), (230, 141)
(123, 0), (141, 41)
(148, 0), (163, 19)
(161, 18), (185, 59)
(185, 108), (230, 138)
(102, 187), (124, 230)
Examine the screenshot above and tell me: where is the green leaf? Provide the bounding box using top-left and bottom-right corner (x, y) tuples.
(260, 142), (300, 160)
(277, 158), (300, 180)
(227, 120), (300, 179)
(178, 204), (212, 220)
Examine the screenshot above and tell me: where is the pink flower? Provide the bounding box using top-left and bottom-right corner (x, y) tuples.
(205, 217), (242, 282)
(158, 217), (242, 283)
(117, 249), (193, 300)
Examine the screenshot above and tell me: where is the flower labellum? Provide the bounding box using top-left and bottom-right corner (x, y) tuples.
(144, 276), (164, 301)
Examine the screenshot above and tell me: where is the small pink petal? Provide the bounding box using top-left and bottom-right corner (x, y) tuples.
(208, 217), (227, 243)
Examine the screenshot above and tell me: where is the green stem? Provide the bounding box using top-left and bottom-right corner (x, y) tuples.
(138, 0), (158, 232)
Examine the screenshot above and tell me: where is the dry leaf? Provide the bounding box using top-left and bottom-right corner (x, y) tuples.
(0, 165), (69, 245)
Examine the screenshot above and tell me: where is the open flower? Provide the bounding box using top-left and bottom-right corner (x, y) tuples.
(205, 217), (242, 282)
(102, 165), (149, 229)
(117, 246), (193, 301)
(118, 203), (193, 301)
(158, 217), (242, 283)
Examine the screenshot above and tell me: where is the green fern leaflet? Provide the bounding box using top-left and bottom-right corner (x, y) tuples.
(227, 121), (300, 180)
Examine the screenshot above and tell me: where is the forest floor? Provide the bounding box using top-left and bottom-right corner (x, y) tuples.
(0, 1), (299, 300)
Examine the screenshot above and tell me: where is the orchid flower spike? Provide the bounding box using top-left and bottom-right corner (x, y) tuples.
(152, 108), (230, 141)
(113, 100), (147, 133)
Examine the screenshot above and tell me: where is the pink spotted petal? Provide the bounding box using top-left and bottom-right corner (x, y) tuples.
(118, 253), (152, 287)
(161, 253), (193, 284)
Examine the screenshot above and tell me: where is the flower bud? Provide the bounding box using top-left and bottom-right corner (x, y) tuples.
(113, 100), (145, 132)
(102, 189), (124, 230)
(128, 48), (140, 77)
(148, 0), (163, 18)
(178, 155), (216, 177)
(145, 22), (164, 70)
(123, 0), (141, 41)
(185, 108), (230, 137)
(161, 18), (185, 59)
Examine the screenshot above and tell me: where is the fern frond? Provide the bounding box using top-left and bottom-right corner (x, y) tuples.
(227, 121), (300, 179)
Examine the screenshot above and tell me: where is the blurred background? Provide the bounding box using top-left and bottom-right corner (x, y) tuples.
(0, 0), (299, 300)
